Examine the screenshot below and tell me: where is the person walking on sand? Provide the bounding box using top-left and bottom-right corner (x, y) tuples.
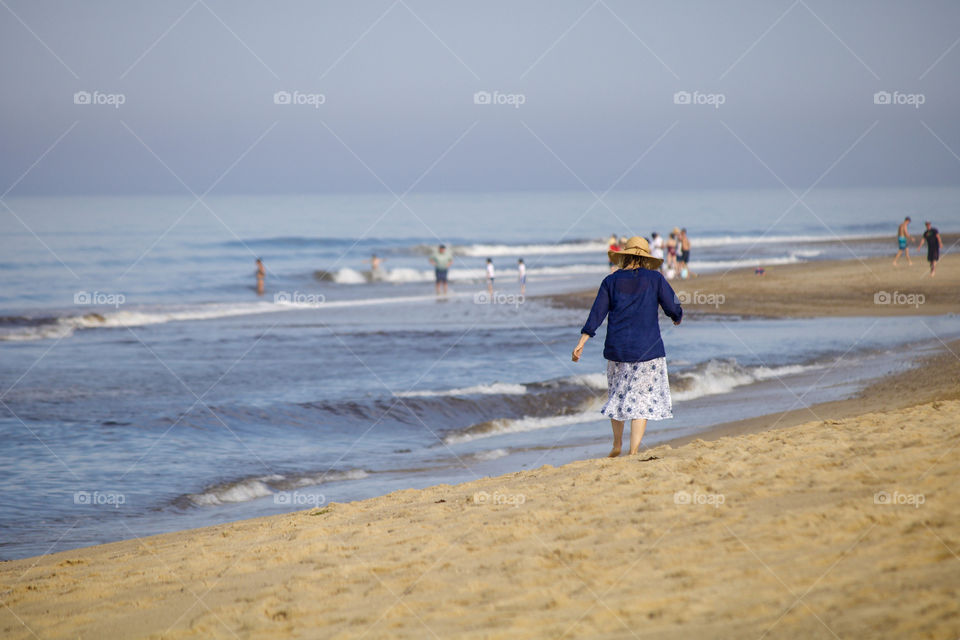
(917, 221), (942, 277)
(665, 230), (679, 274)
(517, 258), (526, 295)
(572, 236), (682, 458)
(679, 228), (695, 278)
(651, 232), (665, 264)
(486, 258), (495, 295)
(255, 258), (265, 296)
(430, 244), (453, 296)
(893, 216), (913, 266)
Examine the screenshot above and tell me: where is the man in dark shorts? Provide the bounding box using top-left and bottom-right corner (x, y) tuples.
(430, 244), (453, 295)
(679, 228), (695, 277)
(917, 221), (942, 277)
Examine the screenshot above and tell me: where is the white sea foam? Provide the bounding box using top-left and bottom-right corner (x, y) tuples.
(453, 233), (877, 258)
(330, 263), (608, 285)
(187, 475), (283, 506)
(0, 303), (288, 342)
(690, 233), (877, 248)
(457, 241), (608, 257)
(444, 411), (599, 445)
(444, 360), (823, 444)
(0, 293), (473, 342)
(186, 469), (368, 506)
(469, 448), (510, 461)
(396, 382), (528, 398)
(672, 360), (822, 401)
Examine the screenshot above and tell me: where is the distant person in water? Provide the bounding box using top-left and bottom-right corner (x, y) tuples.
(572, 236), (682, 457)
(366, 253), (384, 281)
(917, 221), (942, 277)
(486, 258), (495, 295)
(517, 258), (526, 295)
(893, 216), (913, 266)
(255, 258), (265, 295)
(608, 234), (621, 273)
(430, 244), (453, 296)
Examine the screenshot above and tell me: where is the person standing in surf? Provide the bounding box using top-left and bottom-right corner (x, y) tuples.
(430, 244), (453, 296)
(572, 236), (682, 457)
(255, 258), (265, 296)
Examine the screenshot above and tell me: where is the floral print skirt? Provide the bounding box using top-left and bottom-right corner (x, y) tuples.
(600, 357), (673, 421)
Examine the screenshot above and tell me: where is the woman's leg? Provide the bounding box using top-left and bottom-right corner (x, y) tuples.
(628, 419), (647, 455)
(609, 419), (624, 457)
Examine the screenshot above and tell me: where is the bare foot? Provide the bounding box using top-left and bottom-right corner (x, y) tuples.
(628, 448), (639, 456)
(608, 446), (621, 458)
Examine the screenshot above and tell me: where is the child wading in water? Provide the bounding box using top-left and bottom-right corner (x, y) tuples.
(572, 236), (683, 456)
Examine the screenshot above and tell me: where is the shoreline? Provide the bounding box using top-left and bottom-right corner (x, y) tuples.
(663, 337), (960, 447)
(2, 341), (959, 638)
(543, 250), (959, 318)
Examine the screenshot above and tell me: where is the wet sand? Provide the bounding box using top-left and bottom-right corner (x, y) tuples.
(2, 342), (958, 639)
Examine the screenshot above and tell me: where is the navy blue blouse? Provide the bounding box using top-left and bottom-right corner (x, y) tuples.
(580, 268), (682, 362)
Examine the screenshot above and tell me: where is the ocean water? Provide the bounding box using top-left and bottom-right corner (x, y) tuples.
(1, 187), (957, 559)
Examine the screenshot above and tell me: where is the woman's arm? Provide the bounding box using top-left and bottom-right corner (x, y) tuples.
(572, 333), (589, 362)
(573, 280), (610, 361)
(658, 275), (683, 325)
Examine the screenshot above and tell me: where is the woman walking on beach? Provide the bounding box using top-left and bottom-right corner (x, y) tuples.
(572, 236), (682, 457)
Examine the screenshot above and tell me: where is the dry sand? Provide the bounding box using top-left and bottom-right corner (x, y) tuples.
(546, 245), (959, 318)
(2, 344), (959, 639)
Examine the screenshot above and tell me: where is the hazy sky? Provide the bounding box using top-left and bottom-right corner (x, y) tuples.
(2, 0), (959, 194)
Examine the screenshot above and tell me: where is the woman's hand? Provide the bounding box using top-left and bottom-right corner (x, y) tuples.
(572, 334), (589, 362)
(673, 318), (681, 326)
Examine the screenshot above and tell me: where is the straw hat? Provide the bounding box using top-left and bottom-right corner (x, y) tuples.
(608, 236), (663, 269)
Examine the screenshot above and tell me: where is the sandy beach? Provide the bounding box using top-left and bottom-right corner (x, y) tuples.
(2, 339), (958, 639)
(546, 240), (959, 318)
